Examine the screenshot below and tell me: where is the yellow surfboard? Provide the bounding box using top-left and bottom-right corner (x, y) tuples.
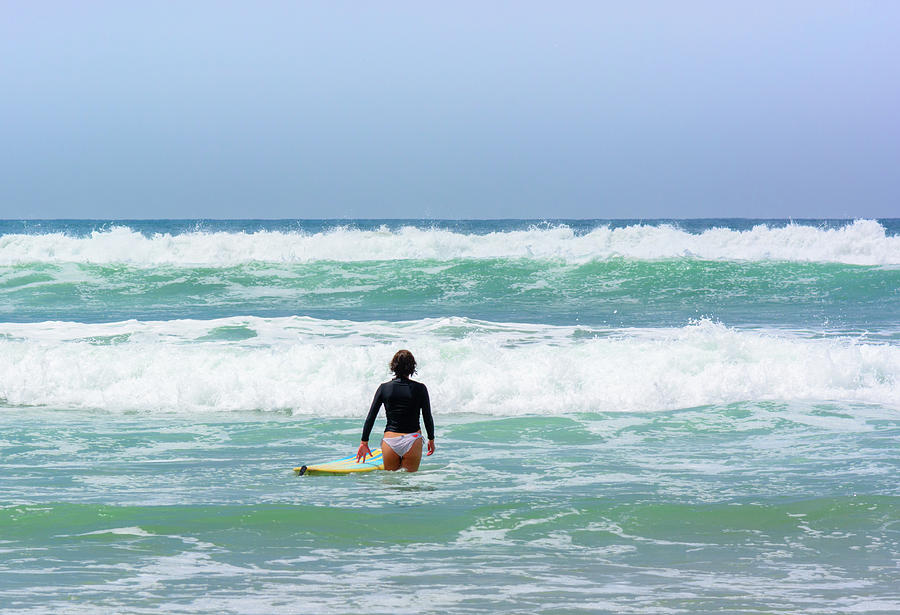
(294, 449), (384, 476)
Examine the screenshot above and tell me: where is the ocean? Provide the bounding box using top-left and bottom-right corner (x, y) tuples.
(1, 218), (898, 614)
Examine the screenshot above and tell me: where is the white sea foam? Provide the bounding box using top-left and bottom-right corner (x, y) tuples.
(0, 317), (896, 414)
(1, 220), (898, 265)
(75, 527), (155, 538)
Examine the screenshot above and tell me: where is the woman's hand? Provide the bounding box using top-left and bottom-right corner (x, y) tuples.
(356, 441), (372, 463)
(426, 439), (435, 456)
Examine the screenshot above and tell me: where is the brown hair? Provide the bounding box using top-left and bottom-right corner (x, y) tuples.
(390, 349), (417, 378)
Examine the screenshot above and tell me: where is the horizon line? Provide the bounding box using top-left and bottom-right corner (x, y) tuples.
(4, 216), (897, 223)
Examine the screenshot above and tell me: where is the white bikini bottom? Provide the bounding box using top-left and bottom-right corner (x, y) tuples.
(382, 432), (421, 457)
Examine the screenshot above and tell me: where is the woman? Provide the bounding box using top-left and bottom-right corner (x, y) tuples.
(357, 349), (435, 472)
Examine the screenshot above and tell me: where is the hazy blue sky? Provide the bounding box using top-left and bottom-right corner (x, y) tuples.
(1, 1), (898, 219)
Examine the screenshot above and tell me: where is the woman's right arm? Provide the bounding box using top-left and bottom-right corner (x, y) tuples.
(421, 384), (435, 456)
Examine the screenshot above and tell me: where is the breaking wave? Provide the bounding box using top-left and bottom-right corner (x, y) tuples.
(1, 317), (896, 414)
(1, 220), (898, 266)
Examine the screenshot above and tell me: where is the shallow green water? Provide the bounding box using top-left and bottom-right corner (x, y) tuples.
(2, 406), (898, 614)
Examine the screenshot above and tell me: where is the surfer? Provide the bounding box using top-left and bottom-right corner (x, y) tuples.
(357, 349), (435, 472)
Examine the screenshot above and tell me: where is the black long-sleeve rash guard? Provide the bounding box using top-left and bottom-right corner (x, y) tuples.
(361, 377), (434, 442)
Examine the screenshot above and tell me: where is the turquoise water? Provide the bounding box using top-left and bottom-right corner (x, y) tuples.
(1, 219), (899, 613)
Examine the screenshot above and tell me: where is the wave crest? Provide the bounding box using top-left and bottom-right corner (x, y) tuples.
(1, 317), (896, 414)
(1, 220), (898, 265)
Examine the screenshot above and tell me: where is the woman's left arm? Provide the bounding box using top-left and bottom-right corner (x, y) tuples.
(358, 385), (383, 462)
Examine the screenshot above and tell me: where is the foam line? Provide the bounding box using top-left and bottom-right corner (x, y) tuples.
(1, 220), (898, 265)
(1, 317), (896, 413)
